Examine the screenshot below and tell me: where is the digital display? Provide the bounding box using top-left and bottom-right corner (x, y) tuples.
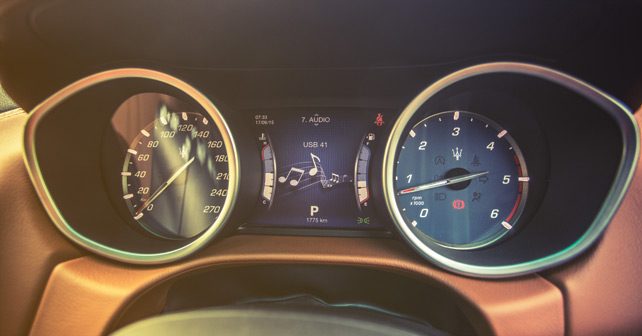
(247, 109), (388, 230)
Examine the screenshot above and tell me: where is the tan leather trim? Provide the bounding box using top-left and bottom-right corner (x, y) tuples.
(29, 235), (563, 336)
(0, 111), (83, 336)
(0, 107), (25, 120)
(544, 107), (642, 335)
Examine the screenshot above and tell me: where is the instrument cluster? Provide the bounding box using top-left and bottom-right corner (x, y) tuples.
(23, 63), (638, 277)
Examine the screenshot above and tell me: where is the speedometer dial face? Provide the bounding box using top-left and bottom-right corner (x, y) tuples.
(122, 107), (230, 239)
(394, 111), (528, 249)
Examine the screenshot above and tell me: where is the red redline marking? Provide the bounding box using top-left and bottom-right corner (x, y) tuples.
(513, 153), (528, 180)
(505, 192), (522, 222)
(513, 154), (521, 167)
(503, 152), (525, 223)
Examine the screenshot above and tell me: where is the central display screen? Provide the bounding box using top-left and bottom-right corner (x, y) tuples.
(246, 108), (388, 230)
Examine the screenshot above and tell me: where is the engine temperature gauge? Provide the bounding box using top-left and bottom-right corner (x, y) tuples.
(355, 132), (376, 210)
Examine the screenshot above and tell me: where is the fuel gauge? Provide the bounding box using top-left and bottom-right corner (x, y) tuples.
(258, 132), (276, 209)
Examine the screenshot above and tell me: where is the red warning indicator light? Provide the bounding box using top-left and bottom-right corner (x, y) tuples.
(452, 199), (465, 210)
(374, 113), (384, 127)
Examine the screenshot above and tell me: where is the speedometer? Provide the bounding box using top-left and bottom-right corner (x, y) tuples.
(392, 110), (528, 249)
(121, 97), (231, 239)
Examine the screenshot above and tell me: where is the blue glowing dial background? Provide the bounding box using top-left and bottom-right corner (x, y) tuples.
(394, 111), (528, 249)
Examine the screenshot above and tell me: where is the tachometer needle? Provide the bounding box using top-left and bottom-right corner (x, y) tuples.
(398, 171), (489, 195)
(136, 157), (195, 214)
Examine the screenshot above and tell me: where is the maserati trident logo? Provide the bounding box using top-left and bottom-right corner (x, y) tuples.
(452, 147), (463, 161)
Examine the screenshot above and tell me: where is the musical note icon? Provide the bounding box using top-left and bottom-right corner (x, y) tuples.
(309, 153), (320, 177)
(278, 167), (305, 186)
(330, 173), (340, 184)
(276, 153), (353, 191)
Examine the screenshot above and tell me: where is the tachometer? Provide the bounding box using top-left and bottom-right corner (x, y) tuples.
(392, 110), (528, 249)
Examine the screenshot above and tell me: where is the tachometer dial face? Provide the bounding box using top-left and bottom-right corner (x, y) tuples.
(394, 111), (528, 249)
(122, 109), (230, 239)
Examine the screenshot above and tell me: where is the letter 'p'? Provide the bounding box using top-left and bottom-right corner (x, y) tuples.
(310, 205), (319, 216)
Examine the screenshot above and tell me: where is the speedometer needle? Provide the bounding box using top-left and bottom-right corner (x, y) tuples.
(136, 157), (195, 214)
(398, 171), (489, 195)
